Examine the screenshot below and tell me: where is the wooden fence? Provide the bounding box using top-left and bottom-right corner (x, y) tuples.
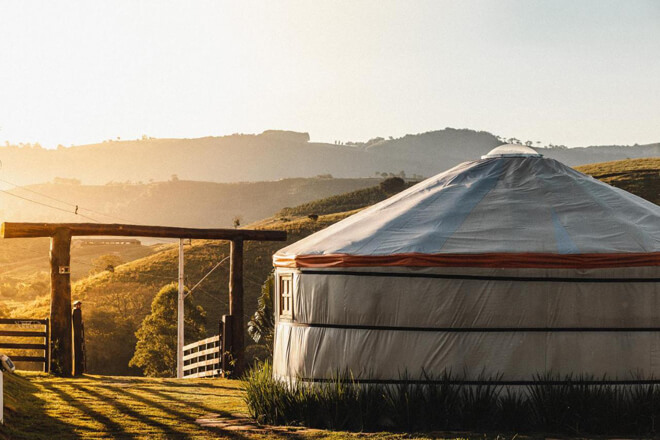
(183, 334), (221, 378)
(0, 318), (49, 372)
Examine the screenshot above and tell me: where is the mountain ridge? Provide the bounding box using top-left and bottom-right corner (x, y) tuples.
(2, 128), (657, 186)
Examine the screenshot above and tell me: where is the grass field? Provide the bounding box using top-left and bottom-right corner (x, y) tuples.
(0, 372), (515, 440)
(575, 157), (659, 204)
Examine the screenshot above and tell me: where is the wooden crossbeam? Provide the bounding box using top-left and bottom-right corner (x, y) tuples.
(1, 222), (286, 241)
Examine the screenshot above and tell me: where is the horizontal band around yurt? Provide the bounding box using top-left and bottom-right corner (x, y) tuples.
(295, 377), (660, 386)
(281, 322), (660, 333)
(273, 252), (660, 269)
(300, 269), (660, 283)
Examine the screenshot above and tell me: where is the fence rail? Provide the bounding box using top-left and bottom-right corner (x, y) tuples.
(0, 318), (48, 324)
(0, 318), (49, 371)
(183, 334), (221, 378)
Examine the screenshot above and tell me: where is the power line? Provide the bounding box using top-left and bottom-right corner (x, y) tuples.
(0, 177), (177, 245)
(0, 177), (135, 223)
(0, 188), (100, 222)
(185, 256), (230, 298)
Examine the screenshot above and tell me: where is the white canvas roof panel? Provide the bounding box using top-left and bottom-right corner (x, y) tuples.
(274, 148), (660, 269)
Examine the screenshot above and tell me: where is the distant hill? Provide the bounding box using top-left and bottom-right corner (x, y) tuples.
(575, 158), (659, 205)
(6, 158), (658, 375)
(1, 128), (658, 186)
(0, 177), (380, 227)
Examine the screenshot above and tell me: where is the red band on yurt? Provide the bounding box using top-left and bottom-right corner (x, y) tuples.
(273, 252), (660, 269)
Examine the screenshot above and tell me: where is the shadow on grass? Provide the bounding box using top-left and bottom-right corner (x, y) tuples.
(133, 386), (229, 415)
(0, 373), (81, 440)
(76, 385), (192, 440)
(97, 385), (259, 440)
(40, 383), (133, 439)
(106, 384), (309, 440)
(84, 375), (233, 390)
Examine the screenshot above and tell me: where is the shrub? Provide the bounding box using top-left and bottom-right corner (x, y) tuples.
(242, 364), (660, 436)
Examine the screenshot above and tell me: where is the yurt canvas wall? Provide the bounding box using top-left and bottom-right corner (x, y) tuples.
(272, 146), (660, 384)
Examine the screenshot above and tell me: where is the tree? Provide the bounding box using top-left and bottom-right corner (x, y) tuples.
(248, 273), (275, 357)
(379, 177), (406, 195)
(129, 283), (206, 377)
(89, 254), (124, 275)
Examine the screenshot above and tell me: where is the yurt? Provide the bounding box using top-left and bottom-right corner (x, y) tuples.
(272, 145), (660, 384)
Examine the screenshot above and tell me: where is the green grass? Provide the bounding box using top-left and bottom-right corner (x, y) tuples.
(575, 157), (660, 204)
(1, 371), (247, 439)
(0, 371), (517, 440)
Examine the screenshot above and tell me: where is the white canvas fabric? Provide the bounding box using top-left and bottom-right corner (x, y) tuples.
(275, 152), (660, 259)
(272, 147), (660, 383)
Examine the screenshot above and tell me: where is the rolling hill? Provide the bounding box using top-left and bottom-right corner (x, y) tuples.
(575, 158), (659, 205)
(4, 157), (658, 376)
(1, 128), (658, 186)
(0, 176), (381, 227)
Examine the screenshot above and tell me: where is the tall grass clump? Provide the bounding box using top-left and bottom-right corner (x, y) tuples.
(242, 363), (660, 436)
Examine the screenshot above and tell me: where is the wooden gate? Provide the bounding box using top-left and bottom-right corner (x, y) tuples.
(0, 318), (49, 371)
(183, 335), (221, 378)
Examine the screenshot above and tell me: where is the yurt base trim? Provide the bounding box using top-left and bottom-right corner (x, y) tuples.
(274, 252), (660, 269)
(282, 322), (660, 333)
(300, 269), (660, 283)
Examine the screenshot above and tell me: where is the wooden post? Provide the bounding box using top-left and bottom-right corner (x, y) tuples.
(50, 228), (72, 377)
(44, 318), (50, 373)
(72, 306), (84, 376)
(221, 314), (233, 376)
(229, 239), (244, 376)
(177, 239), (184, 379)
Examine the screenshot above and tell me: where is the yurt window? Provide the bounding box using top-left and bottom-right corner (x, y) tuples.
(279, 274), (293, 319)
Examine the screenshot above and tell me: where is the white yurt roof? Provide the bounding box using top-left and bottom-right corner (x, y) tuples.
(274, 145), (660, 268)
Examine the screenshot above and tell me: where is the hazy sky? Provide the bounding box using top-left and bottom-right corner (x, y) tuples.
(1, 0), (658, 148)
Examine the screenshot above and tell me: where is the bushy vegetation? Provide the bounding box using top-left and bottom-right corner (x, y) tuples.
(244, 363), (660, 436)
(278, 178), (416, 217)
(129, 283), (206, 377)
(247, 272), (275, 356)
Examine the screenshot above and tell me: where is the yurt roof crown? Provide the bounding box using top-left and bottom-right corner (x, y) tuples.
(481, 144), (542, 158)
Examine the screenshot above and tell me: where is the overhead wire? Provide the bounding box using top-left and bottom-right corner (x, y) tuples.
(0, 187), (101, 222)
(0, 177), (135, 223)
(0, 176), (177, 245)
(185, 256), (230, 298)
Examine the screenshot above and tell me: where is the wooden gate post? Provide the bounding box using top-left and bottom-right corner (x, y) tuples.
(229, 239), (244, 375)
(44, 318), (50, 373)
(50, 228), (72, 376)
(221, 314), (234, 376)
(72, 306), (85, 376)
